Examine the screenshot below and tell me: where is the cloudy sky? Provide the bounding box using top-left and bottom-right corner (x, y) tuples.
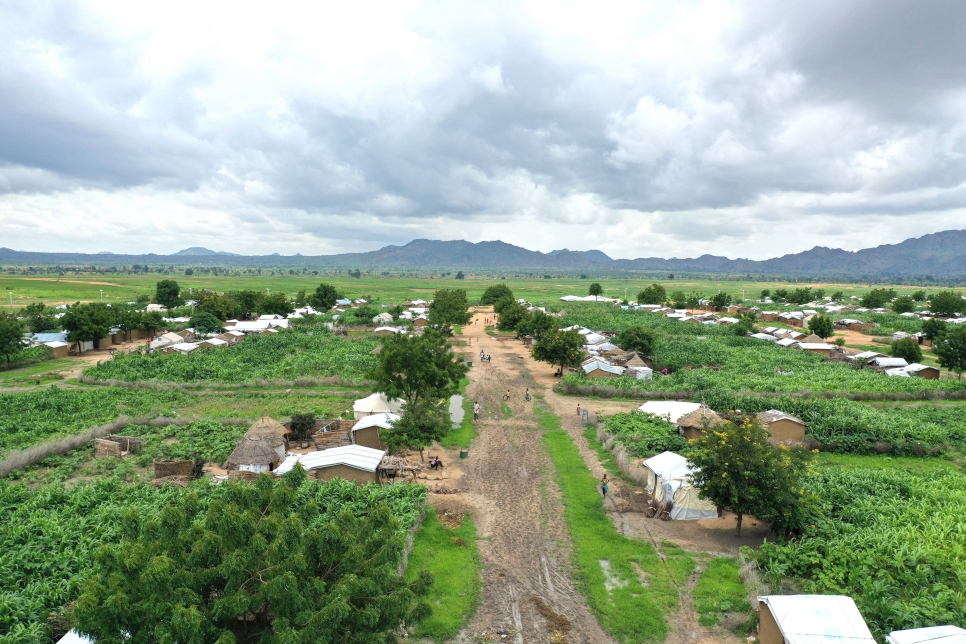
(2, 1), (966, 259)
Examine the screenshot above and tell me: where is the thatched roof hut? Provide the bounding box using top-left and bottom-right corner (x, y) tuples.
(625, 353), (648, 368)
(224, 437), (284, 473)
(676, 406), (723, 440)
(244, 416), (289, 445)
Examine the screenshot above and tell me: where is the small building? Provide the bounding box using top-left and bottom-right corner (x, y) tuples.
(870, 356), (909, 370)
(886, 625), (966, 644)
(374, 326), (405, 336)
(353, 392), (406, 419)
(757, 409), (806, 444)
(626, 365), (654, 381)
(200, 338), (229, 349)
(847, 350), (884, 363)
(676, 406), (724, 441)
(413, 316), (429, 327)
(582, 361), (625, 379)
(274, 445), (386, 484)
(751, 333), (779, 342)
(759, 311), (780, 322)
(43, 340), (70, 359)
(351, 412), (400, 449)
(757, 595), (876, 644)
(795, 342), (834, 357)
(373, 312), (394, 324)
(642, 451), (717, 520)
(903, 363), (941, 379)
(224, 437), (284, 473)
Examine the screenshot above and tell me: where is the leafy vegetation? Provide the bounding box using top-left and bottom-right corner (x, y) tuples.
(85, 327), (379, 384)
(693, 558), (753, 632)
(755, 468), (966, 640)
(601, 411), (688, 457)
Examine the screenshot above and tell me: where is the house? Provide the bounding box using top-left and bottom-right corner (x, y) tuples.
(412, 316), (429, 328)
(637, 401), (703, 424)
(163, 342), (200, 355)
(759, 311), (780, 322)
(847, 350), (884, 362)
(230, 320), (271, 334)
(757, 595), (876, 644)
(55, 631), (93, 644)
(795, 342), (834, 357)
(800, 334), (825, 344)
(775, 338), (800, 348)
(351, 412), (399, 449)
(642, 451), (718, 520)
(200, 338), (229, 349)
(886, 625), (966, 644)
(582, 361), (625, 379)
(676, 406), (724, 441)
(43, 340), (70, 359)
(144, 303), (167, 313)
(374, 326), (405, 336)
(626, 365), (654, 381)
(274, 445), (386, 484)
(223, 437), (284, 473)
(757, 410), (806, 444)
(353, 392), (406, 419)
(258, 314), (284, 320)
(903, 363), (941, 379)
(869, 356), (909, 370)
(373, 312), (394, 324)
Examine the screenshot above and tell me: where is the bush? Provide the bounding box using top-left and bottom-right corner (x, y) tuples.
(479, 284), (513, 305)
(891, 337), (923, 363)
(602, 411), (688, 457)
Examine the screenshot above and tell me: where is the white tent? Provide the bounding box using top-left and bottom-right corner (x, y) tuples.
(887, 626), (966, 644)
(637, 401), (702, 425)
(353, 392), (406, 419)
(757, 595), (876, 644)
(352, 412), (400, 431)
(642, 451), (717, 520)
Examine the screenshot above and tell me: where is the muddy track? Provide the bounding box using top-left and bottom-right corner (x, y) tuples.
(459, 314), (613, 644)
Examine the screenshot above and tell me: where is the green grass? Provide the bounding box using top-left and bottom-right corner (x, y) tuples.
(500, 400), (512, 419)
(405, 508), (481, 641)
(693, 557), (755, 634)
(582, 425), (623, 480)
(440, 378), (477, 449)
(532, 396), (561, 431)
(815, 452), (962, 474)
(543, 427), (689, 642)
(0, 359), (72, 386)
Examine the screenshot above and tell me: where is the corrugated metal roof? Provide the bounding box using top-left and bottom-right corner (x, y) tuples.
(637, 401), (702, 424)
(353, 412), (400, 431)
(757, 595), (876, 644)
(758, 409), (804, 425)
(274, 445), (386, 475)
(887, 625), (966, 644)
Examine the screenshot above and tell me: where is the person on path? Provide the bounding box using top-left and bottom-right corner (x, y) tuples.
(473, 402), (480, 421)
(503, 390), (511, 401)
(601, 473), (609, 497)
(525, 387), (531, 402)
(576, 403), (581, 416)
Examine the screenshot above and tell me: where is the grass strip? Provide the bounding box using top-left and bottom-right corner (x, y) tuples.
(405, 508), (481, 641)
(543, 427), (689, 642)
(440, 379), (477, 449)
(500, 400), (512, 419)
(693, 557), (755, 634)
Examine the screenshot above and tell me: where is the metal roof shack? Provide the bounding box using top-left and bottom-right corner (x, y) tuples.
(757, 595), (876, 644)
(274, 445), (386, 475)
(887, 626), (966, 644)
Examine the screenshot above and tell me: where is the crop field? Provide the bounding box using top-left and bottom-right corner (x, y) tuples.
(85, 328), (378, 384)
(0, 476), (427, 644)
(755, 468), (966, 640)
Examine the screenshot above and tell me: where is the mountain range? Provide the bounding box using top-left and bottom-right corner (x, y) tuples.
(1, 230), (965, 279)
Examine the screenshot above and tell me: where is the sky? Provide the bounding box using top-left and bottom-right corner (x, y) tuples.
(2, 0), (966, 260)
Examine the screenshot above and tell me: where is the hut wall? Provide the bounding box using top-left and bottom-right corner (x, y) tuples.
(585, 370), (619, 380)
(94, 438), (122, 458)
(353, 426), (384, 450)
(310, 464), (378, 484)
(757, 602), (784, 644)
(153, 459), (195, 478)
(765, 419), (806, 443)
(914, 367), (940, 380)
(680, 427), (704, 441)
(94, 435), (143, 457)
(49, 345), (70, 359)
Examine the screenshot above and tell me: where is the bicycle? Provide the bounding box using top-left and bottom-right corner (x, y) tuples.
(525, 392), (532, 402)
(503, 392), (510, 401)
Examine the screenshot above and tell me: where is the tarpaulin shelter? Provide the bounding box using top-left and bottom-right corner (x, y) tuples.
(642, 451), (717, 520)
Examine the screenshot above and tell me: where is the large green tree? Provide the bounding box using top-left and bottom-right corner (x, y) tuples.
(479, 284), (513, 305)
(588, 283), (604, 300)
(309, 283), (341, 310)
(515, 310), (558, 341)
(615, 326), (657, 356)
(921, 318), (948, 342)
(21, 302), (59, 333)
(155, 279), (183, 310)
(688, 418), (815, 536)
(72, 469), (431, 643)
(382, 400), (451, 460)
(496, 300), (528, 332)
(369, 330), (468, 408)
(709, 291), (732, 308)
(195, 290), (243, 321)
(636, 283), (667, 305)
(258, 292), (294, 316)
(934, 324), (966, 379)
(532, 329), (585, 374)
(891, 337), (923, 363)
(807, 314), (834, 339)
(930, 291), (965, 316)
(428, 289), (472, 328)
(190, 312), (225, 335)
(861, 288), (897, 309)
(61, 302), (115, 354)
(891, 295), (915, 314)
(0, 313), (26, 364)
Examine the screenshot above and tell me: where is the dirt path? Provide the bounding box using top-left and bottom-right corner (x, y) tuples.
(454, 311), (614, 644)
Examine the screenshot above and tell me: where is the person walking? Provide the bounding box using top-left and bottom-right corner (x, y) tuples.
(503, 390), (511, 401)
(601, 473), (609, 498)
(525, 387), (531, 402)
(473, 402), (480, 421)
(576, 403), (581, 416)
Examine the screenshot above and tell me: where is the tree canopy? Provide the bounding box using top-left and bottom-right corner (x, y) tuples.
(515, 310), (558, 340)
(891, 337), (922, 363)
(21, 302), (59, 333)
(190, 312), (225, 335)
(807, 314), (834, 339)
(496, 300), (528, 332)
(155, 279), (183, 310)
(861, 288), (897, 309)
(921, 318), (948, 341)
(72, 469), (432, 643)
(636, 283), (666, 305)
(891, 295), (915, 314)
(934, 324), (966, 378)
(479, 284), (513, 305)
(382, 399), (450, 459)
(309, 283), (341, 310)
(369, 330), (468, 408)
(615, 326), (657, 356)
(428, 289), (472, 328)
(929, 291), (964, 316)
(61, 303), (115, 353)
(0, 313), (26, 364)
(532, 329), (584, 373)
(588, 283), (604, 299)
(709, 291), (732, 308)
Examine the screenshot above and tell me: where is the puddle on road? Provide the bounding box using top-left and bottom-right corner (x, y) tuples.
(449, 394), (464, 428)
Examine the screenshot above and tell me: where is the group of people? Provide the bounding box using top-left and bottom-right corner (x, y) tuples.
(479, 350), (491, 363)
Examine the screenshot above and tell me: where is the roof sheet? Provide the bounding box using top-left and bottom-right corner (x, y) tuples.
(758, 409), (805, 425)
(637, 401), (702, 424)
(353, 392), (406, 414)
(274, 445), (386, 475)
(353, 412), (400, 431)
(887, 626), (966, 644)
(758, 595), (876, 644)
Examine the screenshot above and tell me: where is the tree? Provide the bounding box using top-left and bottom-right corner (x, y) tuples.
(61, 303), (115, 354)
(891, 295), (915, 314)
(772, 288), (788, 302)
(258, 292), (294, 316)
(588, 283), (604, 300)
(492, 296), (516, 315)
(21, 302), (59, 333)
(289, 412), (316, 444)
(807, 314), (834, 339)
(830, 291), (844, 302)
(195, 290), (242, 321)
(929, 291), (965, 316)
(428, 289), (472, 328)
(382, 400), (450, 460)
(0, 313), (26, 364)
(912, 289), (928, 302)
(615, 326), (657, 356)
(760, 289), (770, 299)
(532, 329), (584, 374)
(787, 287), (813, 305)
(891, 337), (922, 363)
(812, 288), (826, 300)
(369, 330), (468, 408)
(72, 469), (431, 643)
(496, 300), (528, 332)
(184, 268), (193, 275)
(455, 271), (465, 280)
(709, 291), (732, 309)
(935, 324), (966, 379)
(189, 312), (224, 335)
(687, 418), (815, 536)
(669, 291), (687, 308)
(309, 283), (341, 310)
(155, 279), (183, 309)
(293, 290), (308, 307)
(922, 318), (948, 342)
(861, 287), (897, 309)
(637, 283), (666, 305)
(834, 336), (846, 347)
(479, 284), (513, 305)
(516, 310), (558, 341)
(142, 311), (166, 334)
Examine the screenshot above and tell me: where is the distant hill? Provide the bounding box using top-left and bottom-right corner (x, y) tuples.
(1, 230), (965, 279)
